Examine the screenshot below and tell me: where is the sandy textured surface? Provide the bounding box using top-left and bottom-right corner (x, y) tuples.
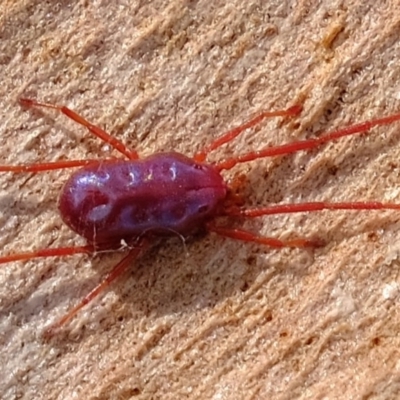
(2, 1), (400, 399)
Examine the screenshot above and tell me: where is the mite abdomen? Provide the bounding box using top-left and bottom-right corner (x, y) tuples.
(58, 152), (227, 245)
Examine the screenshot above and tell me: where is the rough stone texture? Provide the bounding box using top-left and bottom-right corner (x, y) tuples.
(1, 1), (400, 399)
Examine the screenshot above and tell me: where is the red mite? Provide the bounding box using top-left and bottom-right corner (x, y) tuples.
(2, 98), (400, 336)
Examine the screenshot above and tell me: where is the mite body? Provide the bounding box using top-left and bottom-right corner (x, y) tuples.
(59, 152), (227, 245)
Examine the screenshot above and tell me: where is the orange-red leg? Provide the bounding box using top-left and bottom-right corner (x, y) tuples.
(0, 245), (96, 264)
(194, 105), (302, 162)
(43, 238), (150, 338)
(215, 112), (400, 171)
(224, 201), (400, 218)
(207, 223), (324, 248)
(213, 201), (400, 248)
(20, 98), (138, 160)
(0, 159), (100, 173)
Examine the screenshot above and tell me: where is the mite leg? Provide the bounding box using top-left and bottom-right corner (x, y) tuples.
(216, 112), (400, 171)
(194, 105), (302, 162)
(0, 245), (96, 264)
(0, 159), (99, 173)
(217, 201), (400, 247)
(20, 98), (138, 160)
(224, 202), (400, 218)
(43, 238), (150, 338)
(207, 223), (324, 248)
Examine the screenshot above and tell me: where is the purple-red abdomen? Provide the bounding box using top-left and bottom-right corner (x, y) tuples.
(58, 153), (227, 246)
